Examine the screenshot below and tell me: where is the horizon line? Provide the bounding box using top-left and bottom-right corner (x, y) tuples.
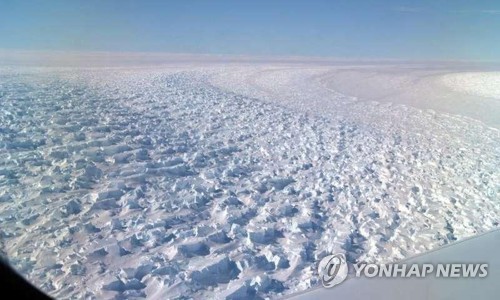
(1, 49), (500, 66)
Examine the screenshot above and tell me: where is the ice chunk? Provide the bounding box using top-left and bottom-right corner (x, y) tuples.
(190, 257), (240, 286)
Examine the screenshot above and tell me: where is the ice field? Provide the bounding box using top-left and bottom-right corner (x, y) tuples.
(0, 58), (499, 298)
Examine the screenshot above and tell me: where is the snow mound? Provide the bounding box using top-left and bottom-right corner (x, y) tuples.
(441, 72), (500, 99)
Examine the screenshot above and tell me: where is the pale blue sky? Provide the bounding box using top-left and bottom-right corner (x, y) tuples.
(1, 0), (499, 60)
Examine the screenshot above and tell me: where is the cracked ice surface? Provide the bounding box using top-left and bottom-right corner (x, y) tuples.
(0, 66), (499, 299)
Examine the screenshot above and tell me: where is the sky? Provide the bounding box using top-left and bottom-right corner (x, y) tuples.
(1, 0), (500, 61)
